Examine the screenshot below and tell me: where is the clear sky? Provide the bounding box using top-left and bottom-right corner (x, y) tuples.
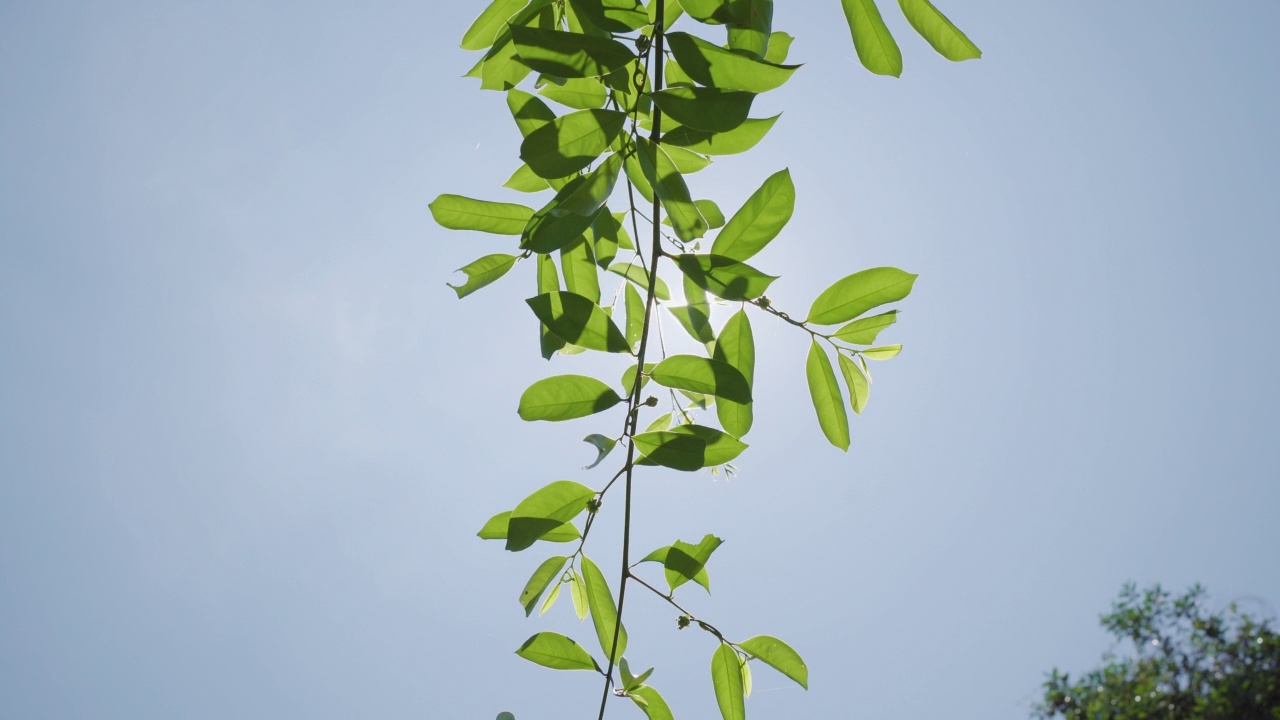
(2, 2), (1277, 719)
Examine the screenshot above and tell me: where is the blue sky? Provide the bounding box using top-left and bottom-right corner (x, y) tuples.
(2, 2), (1277, 719)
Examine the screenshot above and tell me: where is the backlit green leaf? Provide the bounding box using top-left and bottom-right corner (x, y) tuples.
(898, 0), (982, 61)
(521, 109), (628, 179)
(537, 254), (567, 358)
(837, 353), (869, 415)
(633, 431), (707, 471)
(711, 168), (794, 261)
(711, 643), (746, 720)
(629, 686), (675, 720)
(645, 412), (673, 432)
(806, 340), (849, 451)
(507, 88), (558, 137)
(520, 556), (568, 616)
(670, 425), (747, 466)
(624, 282), (645, 350)
(527, 291), (630, 353)
(713, 310), (755, 437)
(560, 236), (601, 303)
(447, 254), (519, 299)
(504, 163), (552, 193)
(581, 555), (627, 662)
(738, 635), (808, 689)
(477, 511), (581, 543)
(554, 153), (622, 217)
(538, 76), (608, 109)
(511, 26), (636, 79)
(539, 579), (562, 615)
(833, 310), (898, 345)
(508, 480), (597, 551)
(662, 145), (713, 175)
(461, 0), (529, 51)
(621, 362), (655, 395)
(515, 632), (599, 671)
(570, 567), (589, 620)
(676, 253), (777, 301)
(678, 0), (731, 24)
(634, 137), (707, 242)
(518, 374), (624, 422)
(569, 0), (650, 33)
(521, 179), (604, 254)
(650, 355), (752, 404)
(645, 533), (723, 592)
(666, 32), (799, 93)
(661, 115), (780, 155)
(807, 267), (917, 325)
(608, 262), (671, 301)
(841, 0), (903, 77)
(727, 0), (773, 60)
(650, 87), (756, 133)
(667, 303), (715, 347)
(582, 434), (618, 469)
(763, 31), (795, 64)
(860, 344), (902, 360)
(430, 194), (535, 235)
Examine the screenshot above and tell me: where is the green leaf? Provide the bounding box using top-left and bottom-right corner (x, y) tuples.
(554, 153), (622, 217)
(511, 26), (636, 79)
(478, 4), (555, 91)
(675, 253), (777, 301)
(634, 137), (708, 243)
(669, 425), (747, 466)
(590, 212), (624, 267)
(667, 305), (715, 347)
(507, 88), (558, 137)
(582, 434), (618, 470)
(860, 344), (902, 360)
(624, 281), (645, 350)
(633, 431), (708, 471)
(539, 579), (563, 615)
(740, 655), (752, 698)
(570, 567), (589, 620)
(713, 310), (755, 437)
(666, 32), (799, 93)
(662, 145), (713, 175)
(520, 556), (569, 616)
(833, 310), (898, 345)
(429, 195), (535, 235)
(496, 712), (517, 720)
(516, 632), (600, 671)
(645, 412), (673, 432)
(650, 355), (752, 404)
(644, 533), (723, 592)
(727, 0), (773, 60)
(710, 168), (794, 261)
(621, 362), (655, 395)
(521, 179), (604, 254)
(569, 0), (650, 33)
(807, 267), (917, 325)
(739, 635), (808, 689)
(477, 511), (581, 543)
(527, 291), (630, 353)
(694, 199), (726, 227)
(520, 109), (628, 179)
(837, 353), (870, 415)
(581, 555), (627, 662)
(898, 0), (982, 61)
(841, 0), (903, 77)
(504, 163), (552, 193)
(538, 76), (608, 109)
(763, 31), (795, 64)
(518, 375), (624, 422)
(620, 658), (655, 691)
(629, 686), (675, 720)
(508, 480), (597, 551)
(608, 262), (671, 301)
(461, 0), (529, 51)
(711, 643), (746, 720)
(560, 237), (601, 303)
(537, 254), (567, 359)
(447, 254), (519, 299)
(677, 0), (731, 24)
(806, 340), (849, 451)
(650, 88), (756, 133)
(661, 114), (780, 155)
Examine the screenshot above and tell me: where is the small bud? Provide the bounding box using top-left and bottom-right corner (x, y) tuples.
(643, 396), (659, 407)
(677, 615), (691, 630)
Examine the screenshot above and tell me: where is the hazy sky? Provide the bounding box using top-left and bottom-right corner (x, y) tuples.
(2, 2), (1277, 719)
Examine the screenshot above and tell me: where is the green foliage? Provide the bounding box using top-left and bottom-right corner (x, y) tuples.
(434, 1), (980, 717)
(1034, 584), (1280, 720)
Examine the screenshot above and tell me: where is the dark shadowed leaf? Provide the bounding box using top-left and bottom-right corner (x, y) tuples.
(666, 32), (798, 93)
(633, 431), (707, 471)
(507, 480), (597, 551)
(650, 87), (756, 133)
(511, 26), (635, 78)
(477, 511), (581, 543)
(675, 253), (777, 301)
(661, 115), (780, 155)
(520, 109), (627, 179)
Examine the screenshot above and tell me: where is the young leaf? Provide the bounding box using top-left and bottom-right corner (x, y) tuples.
(447, 254), (519, 299)
(675, 253), (778, 302)
(738, 635), (808, 689)
(477, 511), (581, 543)
(527, 292), (630, 353)
(621, 362), (655, 395)
(510, 26), (636, 79)
(661, 114), (781, 155)
(538, 76), (608, 109)
(582, 434), (618, 469)
(833, 309), (898, 345)
(515, 632), (600, 672)
(520, 556), (569, 616)
(539, 579), (563, 615)
(608, 262), (671, 301)
(695, 199), (726, 227)
(570, 566), (589, 620)
(806, 267), (917, 325)
(581, 555), (627, 662)
(841, 0), (904, 77)
(763, 31), (795, 64)
(861, 344), (902, 360)
(645, 412), (673, 432)
(668, 425), (747, 466)
(633, 431), (708, 471)
(634, 137), (708, 242)
(624, 281), (645, 350)
(629, 686), (675, 720)
(650, 355), (752, 404)
(898, 0), (982, 62)
(508, 480), (597, 551)
(430, 195), (535, 235)
(711, 643), (746, 720)
(837, 353), (870, 415)
(740, 655), (753, 698)
(806, 340), (849, 451)
(520, 109), (628, 179)
(650, 87), (756, 133)
(666, 32), (799, 93)
(518, 375), (624, 422)
(560, 236), (601, 303)
(713, 310), (755, 438)
(461, 0), (529, 51)
(710, 168), (794, 261)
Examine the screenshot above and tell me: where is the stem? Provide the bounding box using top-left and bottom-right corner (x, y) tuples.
(597, 7), (665, 719)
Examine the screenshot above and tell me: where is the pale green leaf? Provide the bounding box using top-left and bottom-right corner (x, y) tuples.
(624, 281), (645, 350)
(538, 76), (608, 109)
(677, 0), (731, 24)
(806, 340), (849, 451)
(763, 31), (795, 64)
(515, 632), (599, 671)
(560, 236), (601, 303)
(739, 635), (808, 689)
(675, 253), (777, 301)
(507, 88), (557, 137)
(727, 0), (773, 60)
(429, 194), (534, 235)
(898, 0), (982, 61)
(740, 655), (752, 697)
(860, 344), (902, 360)
(841, 0), (903, 77)
(608, 262), (671, 301)
(570, 567), (589, 620)
(806, 267), (917, 325)
(669, 425), (746, 466)
(694, 199), (726, 227)
(833, 310), (898, 345)
(645, 412), (673, 432)
(461, 0), (529, 51)
(650, 354), (752, 404)
(661, 114), (780, 155)
(537, 254), (566, 358)
(710, 168), (794, 261)
(713, 310), (755, 437)
(711, 643), (746, 720)
(520, 109), (628, 179)
(582, 434), (618, 469)
(477, 511), (581, 543)
(539, 579), (563, 615)
(520, 556), (568, 615)
(504, 163), (552, 193)
(518, 374), (624, 422)
(447, 254), (519, 299)
(629, 686), (675, 720)
(666, 32), (799, 93)
(581, 555), (627, 662)
(663, 145), (713, 175)
(837, 353), (870, 415)
(507, 480), (597, 551)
